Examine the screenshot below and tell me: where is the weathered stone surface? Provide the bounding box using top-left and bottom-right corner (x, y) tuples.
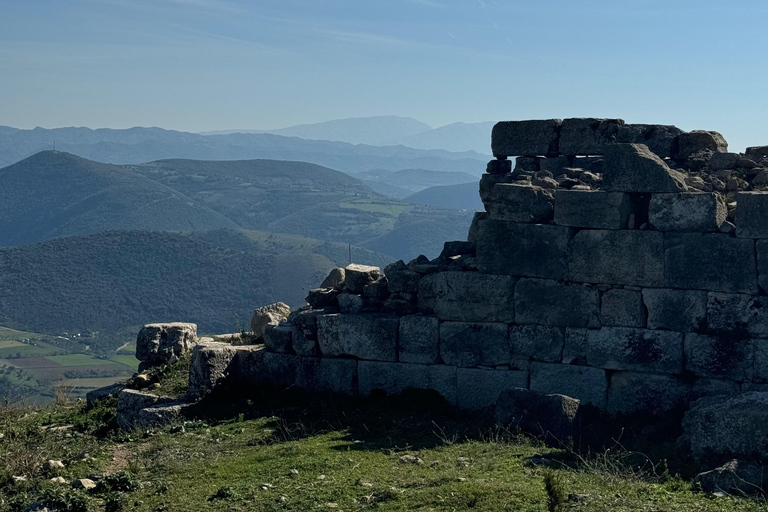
(553, 190), (630, 229)
(584, 327), (683, 374)
(569, 230), (664, 287)
(345, 264), (382, 294)
(616, 123), (683, 159)
(539, 156), (572, 176)
(306, 288), (338, 309)
(486, 159), (511, 174)
(485, 184), (554, 223)
(753, 340), (768, 383)
(649, 193), (726, 232)
(707, 293), (768, 337)
(530, 362), (607, 408)
(696, 459), (768, 496)
(251, 302), (291, 337)
(186, 342), (240, 401)
(709, 152), (739, 171)
(735, 192), (768, 238)
(418, 271), (516, 322)
(320, 267), (345, 289)
(263, 324), (293, 354)
(475, 219), (572, 280)
(756, 240), (768, 292)
(681, 392), (768, 461)
(257, 351), (300, 387)
(642, 288), (707, 332)
(479, 173), (513, 204)
(562, 328), (589, 364)
(290, 308), (335, 356)
(337, 293), (364, 314)
(559, 118), (624, 156)
(515, 278), (600, 328)
(515, 156), (543, 173)
(358, 361), (457, 405)
(116, 389), (174, 429)
(137, 403), (189, 428)
(136, 322), (197, 366)
(495, 388), (579, 440)
(665, 234), (757, 294)
(491, 119), (561, 158)
(457, 368), (528, 410)
(600, 288), (646, 328)
(385, 269), (422, 294)
(467, 211), (488, 243)
(684, 333), (753, 381)
(509, 325), (564, 362)
(746, 146), (768, 158)
(86, 383), (124, 408)
(677, 130), (728, 160)
(317, 314), (398, 361)
(362, 279), (389, 298)
(439, 322), (509, 367)
(399, 315), (440, 364)
(603, 143), (687, 193)
(298, 356), (357, 395)
(440, 241), (475, 259)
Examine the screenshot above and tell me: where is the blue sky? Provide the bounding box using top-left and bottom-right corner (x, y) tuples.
(1, 0), (766, 150)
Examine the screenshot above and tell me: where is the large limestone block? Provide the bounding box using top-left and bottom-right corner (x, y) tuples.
(616, 123), (684, 159)
(116, 389), (175, 429)
(418, 271), (516, 323)
(752, 340), (768, 383)
(735, 192), (768, 239)
(707, 292), (768, 337)
(649, 193), (726, 232)
(251, 302), (291, 338)
(187, 342), (243, 400)
(457, 368), (528, 410)
(475, 219), (572, 280)
(495, 388), (580, 441)
(684, 333), (753, 381)
(258, 351), (300, 387)
(485, 184), (554, 223)
(317, 314), (399, 361)
(681, 392), (768, 461)
(603, 143), (687, 192)
(299, 356), (357, 395)
(136, 403), (189, 428)
(585, 327), (683, 374)
(290, 308), (334, 356)
(263, 324), (293, 354)
(559, 118), (624, 156)
(479, 173), (513, 204)
(562, 328), (589, 364)
(358, 361), (457, 406)
(345, 264), (382, 294)
(491, 119), (561, 158)
(665, 234), (757, 294)
(746, 146), (768, 158)
(515, 278), (600, 328)
(607, 372), (738, 416)
(642, 288), (707, 332)
(509, 325), (564, 362)
(136, 323), (197, 366)
(600, 288), (646, 328)
(439, 322), (510, 367)
(399, 315), (440, 364)
(530, 362), (607, 408)
(757, 240), (768, 292)
(677, 130), (728, 160)
(569, 230), (664, 287)
(553, 190), (631, 229)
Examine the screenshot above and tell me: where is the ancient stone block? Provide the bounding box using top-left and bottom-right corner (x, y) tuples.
(486, 159), (512, 174)
(251, 302), (291, 338)
(559, 118), (624, 156)
(642, 288), (707, 332)
(752, 340), (768, 383)
(116, 389), (176, 429)
(735, 192), (768, 238)
(337, 293), (364, 314)
(707, 292), (768, 337)
(399, 315), (440, 364)
(263, 324), (293, 354)
(418, 271), (516, 323)
(515, 278), (600, 328)
(306, 288), (338, 309)
(649, 193), (726, 232)
(186, 342), (240, 401)
(439, 322), (509, 367)
(529, 362), (607, 408)
(317, 314), (399, 361)
(479, 173), (512, 204)
(603, 143), (687, 193)
(539, 156), (572, 176)
(137, 403), (189, 428)
(320, 267), (346, 289)
(491, 119), (561, 158)
(677, 130), (728, 160)
(440, 241), (476, 259)
(569, 230), (664, 287)
(258, 351), (301, 388)
(746, 146), (768, 158)
(457, 368), (528, 410)
(600, 288), (646, 328)
(585, 327), (683, 374)
(562, 328), (588, 364)
(509, 325), (564, 362)
(515, 156), (543, 173)
(358, 361), (457, 406)
(684, 333), (753, 381)
(709, 152), (739, 171)
(385, 269), (421, 294)
(298, 357), (357, 395)
(291, 308), (334, 356)
(136, 322), (197, 366)
(756, 240), (768, 293)
(695, 460), (768, 496)
(495, 388), (579, 441)
(553, 190), (631, 229)
(345, 264), (382, 294)
(665, 234), (757, 294)
(485, 184), (554, 223)
(616, 123), (683, 159)
(475, 219), (572, 280)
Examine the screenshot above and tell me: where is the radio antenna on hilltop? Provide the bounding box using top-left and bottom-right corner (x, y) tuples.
(348, 244), (351, 265)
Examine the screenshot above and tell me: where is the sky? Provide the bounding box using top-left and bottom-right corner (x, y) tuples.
(1, 0), (767, 151)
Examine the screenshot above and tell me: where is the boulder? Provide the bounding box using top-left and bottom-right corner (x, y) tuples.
(486, 159), (512, 174)
(137, 403), (190, 427)
(695, 459), (767, 495)
(554, 190), (631, 229)
(676, 130), (728, 160)
(116, 389), (175, 429)
(320, 267), (346, 289)
(72, 478), (97, 490)
(616, 123), (683, 159)
(709, 152), (739, 171)
(515, 278), (600, 328)
(495, 388), (580, 441)
(344, 264), (382, 294)
(746, 146), (768, 158)
(485, 184), (554, 223)
(457, 368), (528, 410)
(317, 314), (399, 361)
(649, 193), (726, 232)
(136, 323), (197, 366)
(600, 289), (646, 328)
(491, 119), (562, 158)
(251, 302), (291, 337)
(337, 293), (364, 314)
(735, 192), (768, 238)
(603, 143), (687, 193)
(539, 156), (572, 176)
(559, 118), (624, 156)
(439, 321), (510, 367)
(419, 271), (516, 323)
(642, 288), (707, 332)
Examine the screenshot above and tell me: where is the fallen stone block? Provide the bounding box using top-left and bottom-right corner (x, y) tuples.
(116, 389), (175, 429)
(263, 324), (293, 354)
(735, 192), (768, 238)
(600, 288), (646, 328)
(475, 219), (572, 280)
(665, 233), (757, 294)
(320, 267), (346, 289)
(746, 146), (768, 158)
(317, 314), (398, 361)
(539, 156), (572, 176)
(399, 315), (440, 364)
(603, 143), (687, 192)
(676, 130), (728, 160)
(709, 152), (739, 171)
(485, 184), (554, 223)
(298, 356), (357, 395)
(495, 388), (579, 441)
(707, 292), (768, 337)
(696, 459), (767, 496)
(419, 271), (516, 323)
(553, 190), (631, 229)
(358, 361), (457, 406)
(559, 118), (624, 156)
(509, 325), (564, 362)
(515, 278), (600, 328)
(337, 293), (364, 314)
(642, 288), (707, 332)
(529, 362), (607, 409)
(186, 342), (241, 401)
(585, 327), (683, 374)
(457, 368), (528, 410)
(345, 264), (382, 294)
(569, 230), (664, 287)
(136, 402), (190, 428)
(649, 193), (726, 232)
(491, 119), (561, 158)
(251, 302), (291, 337)
(136, 322), (197, 366)
(616, 123), (683, 159)
(306, 288), (338, 309)
(385, 267), (422, 294)
(684, 333), (753, 381)
(439, 322), (510, 367)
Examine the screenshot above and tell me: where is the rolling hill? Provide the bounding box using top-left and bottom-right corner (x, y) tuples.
(356, 168), (478, 198)
(404, 182), (484, 211)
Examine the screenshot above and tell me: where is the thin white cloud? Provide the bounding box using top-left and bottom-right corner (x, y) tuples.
(402, 0), (444, 7)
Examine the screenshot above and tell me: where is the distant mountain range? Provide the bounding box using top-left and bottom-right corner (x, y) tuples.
(404, 182), (483, 211)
